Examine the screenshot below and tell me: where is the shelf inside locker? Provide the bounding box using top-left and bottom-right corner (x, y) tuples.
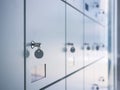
(61, 0), (106, 27)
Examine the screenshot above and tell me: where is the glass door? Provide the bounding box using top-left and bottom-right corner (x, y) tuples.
(26, 0), (66, 90)
(66, 0), (84, 89)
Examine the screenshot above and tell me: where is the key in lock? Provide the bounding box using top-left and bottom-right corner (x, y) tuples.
(31, 41), (44, 59)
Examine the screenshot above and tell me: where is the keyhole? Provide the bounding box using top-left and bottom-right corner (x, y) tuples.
(70, 46), (75, 53)
(34, 49), (44, 59)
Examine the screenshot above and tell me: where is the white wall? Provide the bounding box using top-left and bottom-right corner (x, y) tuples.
(0, 0), (24, 90)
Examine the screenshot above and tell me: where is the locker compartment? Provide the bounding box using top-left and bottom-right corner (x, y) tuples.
(93, 57), (108, 90)
(84, 17), (106, 65)
(84, 57), (108, 90)
(26, 0), (66, 89)
(66, 5), (84, 74)
(67, 70), (84, 90)
(84, 0), (108, 25)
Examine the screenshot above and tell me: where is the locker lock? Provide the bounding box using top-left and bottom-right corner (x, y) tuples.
(99, 76), (105, 82)
(66, 43), (75, 53)
(83, 43), (91, 50)
(70, 46), (75, 53)
(31, 41), (44, 59)
(93, 43), (105, 51)
(92, 84), (99, 90)
(34, 49), (44, 59)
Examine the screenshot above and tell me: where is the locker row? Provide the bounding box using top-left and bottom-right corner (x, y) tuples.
(25, 0), (109, 90)
(0, 0), (115, 90)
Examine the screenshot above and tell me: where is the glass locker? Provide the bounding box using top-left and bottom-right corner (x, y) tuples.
(66, 1), (84, 90)
(26, 0), (66, 90)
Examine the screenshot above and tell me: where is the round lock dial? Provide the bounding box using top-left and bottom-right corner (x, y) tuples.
(34, 49), (44, 59)
(70, 47), (75, 53)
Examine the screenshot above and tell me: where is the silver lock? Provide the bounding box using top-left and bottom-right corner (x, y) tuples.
(70, 46), (75, 53)
(83, 43), (91, 50)
(66, 43), (76, 53)
(92, 84), (99, 90)
(99, 76), (105, 82)
(31, 41), (44, 59)
(34, 49), (44, 59)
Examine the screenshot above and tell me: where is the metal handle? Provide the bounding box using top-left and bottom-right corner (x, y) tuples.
(66, 42), (74, 46)
(31, 41), (41, 49)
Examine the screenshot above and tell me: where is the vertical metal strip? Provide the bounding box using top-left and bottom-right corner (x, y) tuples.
(108, 0), (116, 89)
(83, 0), (85, 90)
(115, 0), (118, 89)
(113, 0), (117, 89)
(24, 0), (26, 90)
(112, 0), (115, 89)
(65, 0), (67, 90)
(108, 0), (111, 89)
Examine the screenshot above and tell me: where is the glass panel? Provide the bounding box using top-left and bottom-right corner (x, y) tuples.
(26, 0), (65, 90)
(66, 2), (84, 89)
(84, 17), (107, 65)
(66, 0), (83, 74)
(84, 58), (108, 90)
(67, 71), (84, 90)
(84, 0), (109, 89)
(84, 0), (108, 25)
